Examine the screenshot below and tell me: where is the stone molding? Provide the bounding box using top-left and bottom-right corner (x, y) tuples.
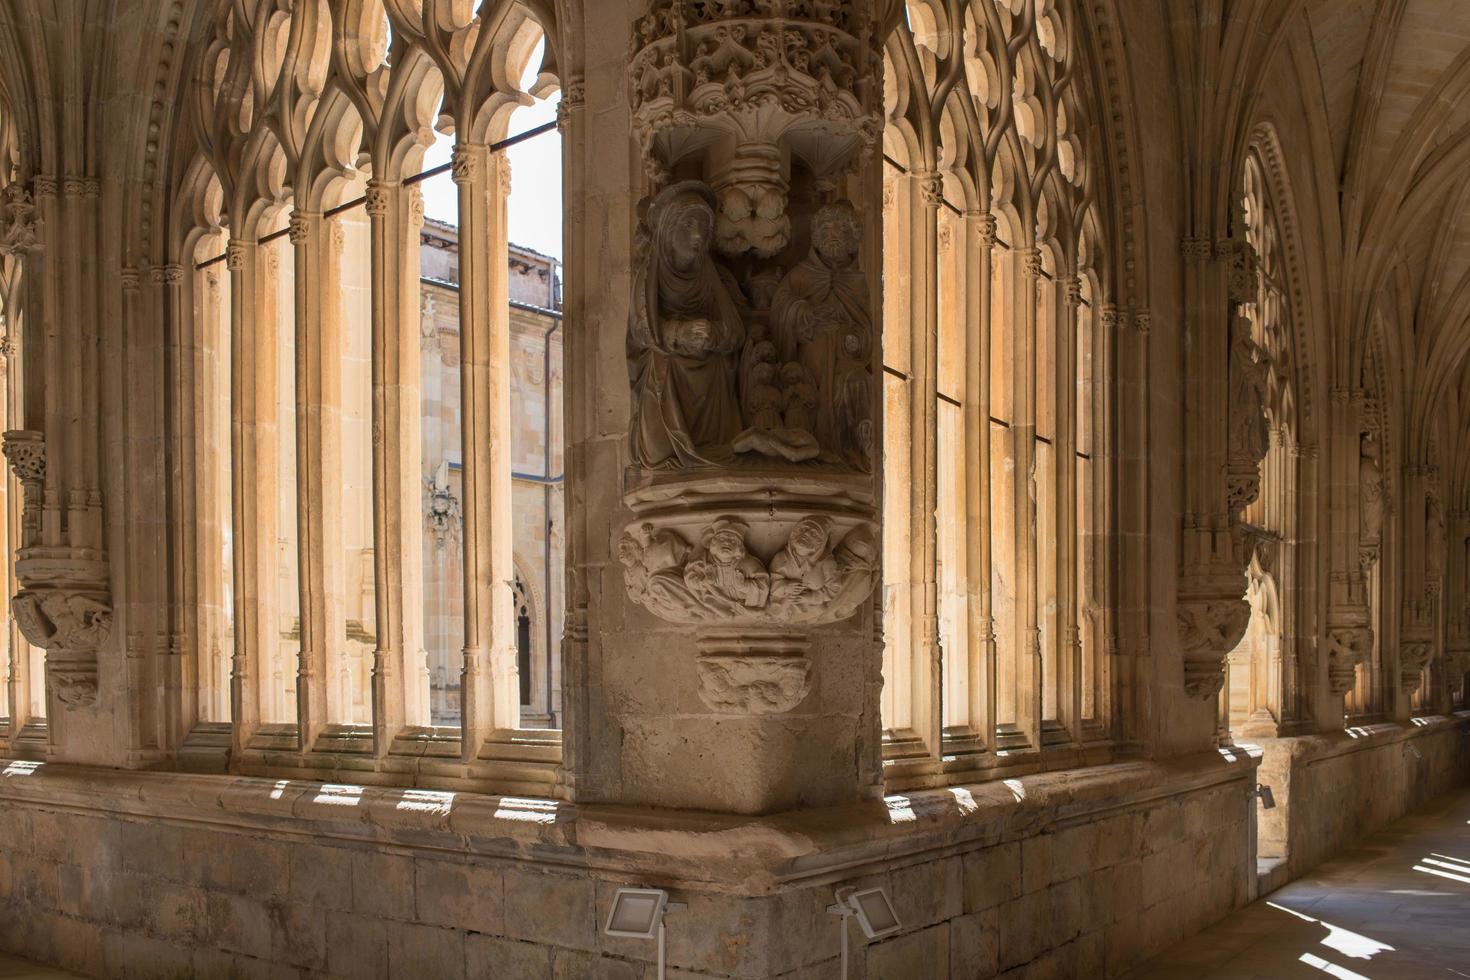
(0, 748), (1264, 889)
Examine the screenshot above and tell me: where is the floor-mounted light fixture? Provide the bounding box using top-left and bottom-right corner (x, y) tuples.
(826, 886), (902, 978)
(605, 887), (686, 980)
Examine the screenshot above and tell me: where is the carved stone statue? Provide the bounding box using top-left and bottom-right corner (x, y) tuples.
(769, 202), (874, 471)
(628, 181), (747, 469)
(1427, 490), (1446, 590)
(1359, 431), (1384, 559)
(1228, 312), (1271, 470)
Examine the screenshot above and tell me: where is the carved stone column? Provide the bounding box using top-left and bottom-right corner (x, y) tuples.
(1177, 236), (1266, 701)
(0, 175), (114, 717)
(601, 0), (883, 813)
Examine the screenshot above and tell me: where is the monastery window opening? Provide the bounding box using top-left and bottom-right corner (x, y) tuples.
(878, 0), (1111, 778)
(176, 1), (565, 785)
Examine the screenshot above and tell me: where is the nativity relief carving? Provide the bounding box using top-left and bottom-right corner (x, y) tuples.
(627, 183), (874, 474)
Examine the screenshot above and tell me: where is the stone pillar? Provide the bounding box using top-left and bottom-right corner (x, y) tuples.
(0, 175), (114, 756)
(570, 0), (885, 814)
(452, 145), (518, 758)
(365, 180), (428, 749)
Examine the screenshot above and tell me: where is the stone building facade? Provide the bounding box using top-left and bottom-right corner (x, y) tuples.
(0, 2), (1466, 979)
(420, 221), (565, 729)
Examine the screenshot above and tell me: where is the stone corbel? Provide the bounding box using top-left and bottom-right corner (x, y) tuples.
(1399, 640), (1433, 695)
(2, 429), (113, 708)
(1324, 627), (1369, 696)
(1177, 593), (1251, 700)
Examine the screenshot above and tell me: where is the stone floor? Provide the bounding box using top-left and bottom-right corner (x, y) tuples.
(0, 954), (76, 980)
(1126, 785), (1470, 980)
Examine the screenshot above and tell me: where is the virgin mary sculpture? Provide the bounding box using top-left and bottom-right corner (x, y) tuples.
(628, 182), (747, 470)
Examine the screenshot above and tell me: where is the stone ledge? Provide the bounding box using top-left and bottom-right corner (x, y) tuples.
(0, 748), (1259, 895)
(1240, 711), (1470, 767)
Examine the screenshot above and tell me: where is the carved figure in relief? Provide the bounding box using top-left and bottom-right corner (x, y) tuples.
(619, 522), (698, 622)
(628, 182), (747, 469)
(684, 519), (770, 613)
(0, 183), (39, 254)
(770, 517), (842, 611)
(1228, 313), (1271, 466)
(770, 202), (873, 470)
(732, 339), (820, 462)
(1359, 431), (1384, 548)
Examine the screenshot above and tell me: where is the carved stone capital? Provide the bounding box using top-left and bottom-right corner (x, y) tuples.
(974, 211), (998, 247)
(122, 267), (142, 291)
(364, 181), (391, 217)
(1063, 276), (1084, 307)
(3, 429), (46, 486)
(288, 211), (313, 244)
(1180, 236), (1212, 261)
(31, 175), (57, 198)
(1133, 310), (1152, 335)
(451, 147), (477, 185)
(225, 240), (248, 271)
(1020, 247), (1043, 280)
(918, 172), (945, 210)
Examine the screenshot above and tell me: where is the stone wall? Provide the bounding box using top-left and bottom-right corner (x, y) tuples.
(1253, 712), (1470, 880)
(0, 753), (1254, 979)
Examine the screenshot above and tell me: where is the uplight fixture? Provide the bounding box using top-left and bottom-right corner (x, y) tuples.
(604, 887), (686, 979)
(827, 885), (902, 978)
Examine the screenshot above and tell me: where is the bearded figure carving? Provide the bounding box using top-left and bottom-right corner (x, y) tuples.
(628, 182), (748, 470)
(767, 202), (874, 471)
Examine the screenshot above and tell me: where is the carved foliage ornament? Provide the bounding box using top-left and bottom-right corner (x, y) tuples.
(1400, 641), (1433, 694)
(620, 514), (876, 626)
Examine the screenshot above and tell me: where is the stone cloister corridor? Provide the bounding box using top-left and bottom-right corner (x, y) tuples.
(0, 0), (1469, 978)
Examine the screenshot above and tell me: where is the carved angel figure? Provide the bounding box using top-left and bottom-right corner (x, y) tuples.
(770, 202), (873, 470)
(628, 181), (748, 469)
(684, 519), (770, 614)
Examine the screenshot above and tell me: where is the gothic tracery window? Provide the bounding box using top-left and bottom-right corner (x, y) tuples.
(178, 0), (565, 782)
(880, 0), (1110, 778)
